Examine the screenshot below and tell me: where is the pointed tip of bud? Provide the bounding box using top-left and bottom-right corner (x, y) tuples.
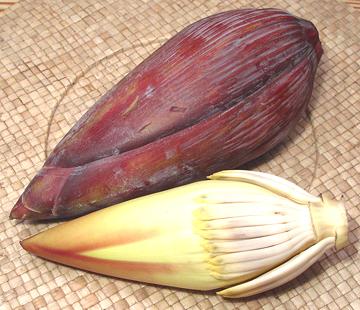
(20, 236), (43, 257)
(20, 238), (33, 254)
(19, 240), (26, 250)
(10, 198), (56, 221)
(10, 200), (30, 220)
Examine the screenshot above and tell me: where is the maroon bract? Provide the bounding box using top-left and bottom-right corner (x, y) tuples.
(10, 8), (323, 220)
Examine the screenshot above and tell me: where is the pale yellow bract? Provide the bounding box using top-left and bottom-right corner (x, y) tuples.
(21, 170), (348, 298)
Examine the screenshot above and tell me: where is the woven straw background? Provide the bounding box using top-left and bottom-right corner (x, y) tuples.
(1, 0), (359, 309)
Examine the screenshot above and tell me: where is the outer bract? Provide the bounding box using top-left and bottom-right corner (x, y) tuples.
(11, 9), (323, 220)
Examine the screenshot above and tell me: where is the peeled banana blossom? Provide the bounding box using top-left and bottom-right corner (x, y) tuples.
(21, 170), (348, 298)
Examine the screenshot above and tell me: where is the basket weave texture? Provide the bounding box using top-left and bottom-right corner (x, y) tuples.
(0, 0), (359, 309)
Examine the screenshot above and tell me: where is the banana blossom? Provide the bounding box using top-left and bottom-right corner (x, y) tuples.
(21, 170), (348, 298)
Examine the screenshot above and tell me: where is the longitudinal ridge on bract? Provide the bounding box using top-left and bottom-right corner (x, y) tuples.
(44, 10), (317, 168)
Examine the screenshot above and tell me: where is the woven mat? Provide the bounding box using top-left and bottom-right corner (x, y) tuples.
(1, 0), (359, 309)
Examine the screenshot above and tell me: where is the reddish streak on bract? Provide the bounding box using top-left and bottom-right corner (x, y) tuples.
(21, 240), (177, 274)
(59, 228), (160, 254)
